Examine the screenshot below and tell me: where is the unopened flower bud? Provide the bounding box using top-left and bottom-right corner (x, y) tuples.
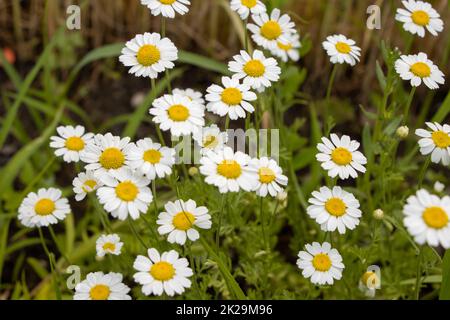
(276, 190), (288, 202)
(188, 166), (199, 176)
(373, 209), (384, 220)
(396, 126), (409, 139)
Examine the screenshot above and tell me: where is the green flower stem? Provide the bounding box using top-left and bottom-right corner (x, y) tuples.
(200, 237), (246, 300)
(48, 225), (71, 265)
(151, 78), (166, 146)
(417, 158), (431, 189)
(216, 194), (226, 250)
(324, 64), (338, 135)
(403, 87), (417, 124)
(38, 227), (61, 300)
(260, 196), (268, 250)
(128, 218), (148, 250)
(244, 18), (249, 52)
(414, 247), (423, 300)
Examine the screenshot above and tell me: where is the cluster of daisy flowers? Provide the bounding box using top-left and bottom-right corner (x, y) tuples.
(15, 0), (450, 299)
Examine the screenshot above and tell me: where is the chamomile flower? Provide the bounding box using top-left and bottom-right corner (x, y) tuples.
(173, 88), (205, 107)
(416, 122), (450, 165)
(141, 0), (190, 18)
(150, 94), (205, 137)
(96, 167), (153, 220)
(199, 146), (258, 193)
(297, 242), (344, 286)
(157, 199), (212, 245)
(322, 34), (361, 66)
(127, 138), (176, 180)
(18, 188), (70, 228)
(307, 186), (362, 234)
(316, 134), (367, 180)
(205, 76), (257, 120)
(395, 53), (445, 89)
(248, 157), (288, 197)
(133, 248), (193, 296)
(403, 189), (450, 248)
(72, 171), (102, 201)
(49, 125), (94, 163)
(74, 272), (131, 300)
(270, 33), (301, 62)
(96, 234), (123, 257)
(80, 133), (133, 177)
(119, 32), (178, 79)
(193, 124), (228, 154)
(228, 50), (281, 92)
(395, 0), (444, 38)
(247, 8), (296, 50)
(230, 0), (266, 20)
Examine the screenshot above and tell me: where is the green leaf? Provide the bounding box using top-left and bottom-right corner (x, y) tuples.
(432, 90), (450, 123)
(440, 249), (450, 300)
(0, 40), (56, 149)
(178, 51), (230, 75)
(0, 49), (21, 88)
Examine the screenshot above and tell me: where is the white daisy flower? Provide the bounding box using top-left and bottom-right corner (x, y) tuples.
(127, 138), (176, 180)
(395, 53), (445, 89)
(296, 242), (344, 286)
(80, 133), (133, 177)
(141, 0), (190, 18)
(322, 34), (361, 66)
(119, 32), (178, 79)
(193, 124), (228, 155)
(228, 50), (281, 92)
(307, 186), (362, 234)
(247, 8), (296, 50)
(199, 146), (258, 193)
(270, 33), (301, 62)
(403, 189), (450, 248)
(49, 125), (94, 163)
(230, 0), (266, 20)
(96, 234), (124, 257)
(72, 171), (102, 201)
(205, 76), (257, 120)
(248, 157), (288, 197)
(416, 122), (450, 165)
(149, 94), (205, 137)
(172, 88), (205, 107)
(157, 199), (212, 245)
(74, 272), (131, 300)
(395, 0), (444, 38)
(18, 188), (70, 228)
(96, 167), (153, 220)
(133, 248), (193, 296)
(316, 134), (367, 180)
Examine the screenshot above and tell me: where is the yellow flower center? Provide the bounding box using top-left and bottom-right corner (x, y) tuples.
(260, 21), (282, 40)
(422, 206), (449, 229)
(277, 41), (293, 51)
(115, 181), (139, 202)
(241, 0), (257, 8)
(143, 149), (162, 164)
(168, 104), (190, 121)
(82, 179), (97, 193)
(34, 198), (55, 216)
(172, 211), (196, 231)
(137, 45), (161, 67)
(150, 261), (175, 281)
(203, 135), (218, 149)
(431, 131), (450, 148)
(258, 167), (276, 184)
(217, 160), (242, 179)
(325, 197), (346, 217)
(411, 10), (430, 26)
(312, 253), (332, 272)
(99, 147), (125, 169)
(221, 87), (243, 105)
(102, 242), (116, 252)
(361, 271), (378, 288)
(410, 62), (431, 78)
(335, 42), (351, 54)
(331, 147), (353, 165)
(65, 136), (85, 151)
(89, 284), (110, 300)
(244, 59), (265, 77)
